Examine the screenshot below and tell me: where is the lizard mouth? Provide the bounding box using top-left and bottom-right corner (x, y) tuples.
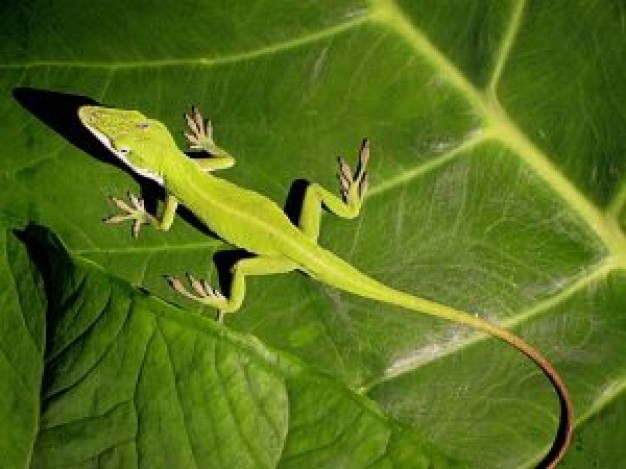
(82, 122), (122, 158)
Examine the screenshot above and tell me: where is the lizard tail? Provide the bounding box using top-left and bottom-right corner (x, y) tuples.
(418, 300), (573, 469)
(309, 247), (572, 466)
(342, 273), (573, 468)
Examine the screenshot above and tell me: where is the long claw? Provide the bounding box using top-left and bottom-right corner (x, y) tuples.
(184, 106), (214, 149)
(104, 214), (132, 224)
(185, 112), (199, 135)
(111, 197), (134, 213)
(167, 273), (227, 308)
(132, 219), (142, 238)
(185, 132), (202, 149)
(336, 139), (371, 204)
(205, 120), (213, 140)
(338, 157), (352, 182)
(166, 275), (198, 301)
(206, 281), (226, 300)
(105, 192), (151, 238)
(359, 171), (369, 199)
(166, 275), (183, 292)
(359, 139), (370, 171)
(339, 174), (350, 193)
(129, 192), (144, 211)
(188, 273), (207, 297)
(192, 107), (204, 135)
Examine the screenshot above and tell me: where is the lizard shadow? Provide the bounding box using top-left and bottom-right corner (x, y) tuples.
(13, 87), (118, 167)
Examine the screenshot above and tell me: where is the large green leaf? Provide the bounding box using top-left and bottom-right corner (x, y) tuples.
(0, 226), (45, 469)
(21, 226), (462, 469)
(1, 1), (625, 467)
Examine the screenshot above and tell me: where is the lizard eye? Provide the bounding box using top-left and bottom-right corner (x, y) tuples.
(118, 146), (131, 155)
(137, 122), (150, 130)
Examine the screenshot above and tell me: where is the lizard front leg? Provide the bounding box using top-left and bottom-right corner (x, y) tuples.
(105, 192), (178, 238)
(167, 256), (296, 321)
(298, 139), (369, 240)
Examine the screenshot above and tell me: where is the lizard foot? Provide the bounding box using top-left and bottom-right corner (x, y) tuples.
(166, 273), (228, 311)
(104, 192), (153, 238)
(338, 139), (369, 210)
(184, 106), (213, 150)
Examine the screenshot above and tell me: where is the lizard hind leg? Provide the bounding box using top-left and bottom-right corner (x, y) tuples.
(167, 255), (296, 320)
(298, 139), (369, 241)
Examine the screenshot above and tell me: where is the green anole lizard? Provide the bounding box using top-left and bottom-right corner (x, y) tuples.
(78, 105), (573, 468)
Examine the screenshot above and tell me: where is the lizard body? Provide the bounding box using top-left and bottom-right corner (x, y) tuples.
(78, 105), (573, 468)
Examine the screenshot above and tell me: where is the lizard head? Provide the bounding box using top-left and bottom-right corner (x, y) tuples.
(78, 105), (176, 185)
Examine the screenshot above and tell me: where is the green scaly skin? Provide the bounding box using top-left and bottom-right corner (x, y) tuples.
(78, 105), (573, 467)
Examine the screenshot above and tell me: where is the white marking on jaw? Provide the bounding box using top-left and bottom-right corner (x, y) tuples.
(84, 123), (164, 186)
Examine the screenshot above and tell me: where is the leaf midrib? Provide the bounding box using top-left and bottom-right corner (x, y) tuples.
(370, 0), (626, 262)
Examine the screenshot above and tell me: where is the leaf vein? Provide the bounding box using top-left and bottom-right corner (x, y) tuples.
(155, 322), (200, 469)
(0, 15), (370, 71)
